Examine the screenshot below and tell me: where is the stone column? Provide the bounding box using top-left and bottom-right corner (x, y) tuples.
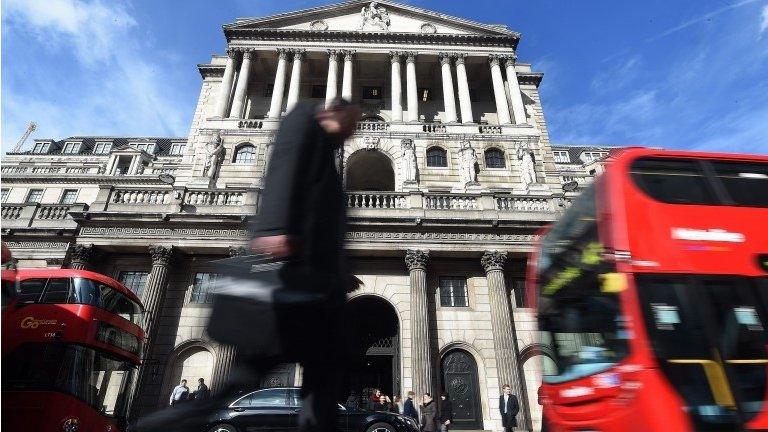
(481, 251), (529, 430)
(390, 51), (403, 122)
(489, 55), (512, 125)
(230, 50), (254, 119)
(68, 244), (94, 270)
(325, 50), (340, 108)
(504, 56), (526, 125)
(341, 50), (355, 101)
(211, 344), (238, 396)
(455, 54), (474, 123)
(286, 49), (304, 112)
(405, 52), (419, 122)
(439, 54), (458, 123)
(141, 245), (174, 337)
(405, 249), (432, 397)
(268, 49), (289, 119)
(215, 48), (238, 118)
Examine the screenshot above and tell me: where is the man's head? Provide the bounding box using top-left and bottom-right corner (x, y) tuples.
(198, 378), (204, 384)
(407, 391), (415, 399)
(502, 384), (511, 395)
(181, 379), (187, 386)
(316, 98), (361, 145)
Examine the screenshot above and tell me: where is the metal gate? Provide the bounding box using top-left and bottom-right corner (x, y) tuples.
(441, 350), (482, 430)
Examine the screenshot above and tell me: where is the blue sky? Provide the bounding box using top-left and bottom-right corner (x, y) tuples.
(3, 0), (768, 154)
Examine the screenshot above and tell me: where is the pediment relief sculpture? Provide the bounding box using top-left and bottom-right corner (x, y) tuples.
(359, 1), (391, 31)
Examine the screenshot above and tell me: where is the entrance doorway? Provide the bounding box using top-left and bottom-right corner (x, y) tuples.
(345, 296), (400, 404)
(441, 349), (482, 430)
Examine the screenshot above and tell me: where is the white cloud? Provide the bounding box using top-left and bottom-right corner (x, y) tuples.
(2, 0), (189, 151)
(647, 0), (761, 41)
(760, 4), (768, 36)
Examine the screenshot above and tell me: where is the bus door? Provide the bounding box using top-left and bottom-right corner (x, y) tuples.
(636, 275), (768, 431)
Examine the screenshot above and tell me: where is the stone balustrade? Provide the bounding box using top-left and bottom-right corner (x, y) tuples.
(0, 203), (85, 230)
(185, 190), (246, 206)
(1, 205), (24, 220)
(356, 122), (389, 132)
(1, 166), (28, 174)
(422, 123), (447, 133)
(347, 192), (408, 209)
(31, 166), (63, 174)
(479, 125), (503, 134)
(111, 189), (171, 205)
(425, 194), (478, 210)
(496, 196), (553, 212)
(35, 204), (72, 220)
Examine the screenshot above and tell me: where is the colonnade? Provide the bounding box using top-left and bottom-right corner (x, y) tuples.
(215, 48), (528, 125)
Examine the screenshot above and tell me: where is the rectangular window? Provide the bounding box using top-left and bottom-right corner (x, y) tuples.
(191, 273), (218, 304)
(59, 189), (78, 204)
(32, 142), (50, 154)
(583, 152), (607, 163)
(169, 144), (186, 155)
(94, 142), (112, 154)
(311, 85), (327, 99)
(42, 278), (73, 304)
(119, 271), (149, 298)
(26, 189), (44, 203)
(439, 277), (469, 307)
(18, 278), (47, 303)
(133, 143), (155, 154)
(62, 142), (81, 154)
(1, 189), (9, 203)
(362, 86), (383, 99)
(553, 151), (570, 163)
(419, 87), (432, 102)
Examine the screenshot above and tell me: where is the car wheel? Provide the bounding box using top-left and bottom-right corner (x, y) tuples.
(366, 422), (396, 432)
(208, 424), (238, 432)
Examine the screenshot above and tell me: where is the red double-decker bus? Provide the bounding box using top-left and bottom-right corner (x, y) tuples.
(527, 148), (768, 431)
(2, 268), (146, 432)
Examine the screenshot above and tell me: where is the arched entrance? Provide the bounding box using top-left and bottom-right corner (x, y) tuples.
(441, 349), (482, 430)
(345, 296), (400, 402)
(165, 346), (214, 400)
(520, 345), (557, 432)
(345, 150), (395, 191)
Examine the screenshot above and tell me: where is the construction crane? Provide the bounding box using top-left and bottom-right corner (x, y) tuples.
(11, 122), (37, 153)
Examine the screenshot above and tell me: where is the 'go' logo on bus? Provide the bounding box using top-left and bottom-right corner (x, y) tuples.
(20, 316), (57, 329)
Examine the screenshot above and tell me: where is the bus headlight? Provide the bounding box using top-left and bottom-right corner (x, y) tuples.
(62, 417), (80, 432)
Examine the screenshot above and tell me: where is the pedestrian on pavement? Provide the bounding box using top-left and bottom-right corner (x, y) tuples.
(193, 378), (210, 401)
(499, 384), (520, 432)
(403, 391), (418, 421)
(368, 389), (382, 411)
(421, 393), (437, 432)
(250, 98), (361, 432)
(373, 395), (392, 412)
(393, 395), (403, 414)
(438, 393), (453, 432)
(169, 380), (189, 407)
(345, 390), (360, 410)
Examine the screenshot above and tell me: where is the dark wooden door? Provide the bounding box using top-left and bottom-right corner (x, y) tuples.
(441, 350), (482, 430)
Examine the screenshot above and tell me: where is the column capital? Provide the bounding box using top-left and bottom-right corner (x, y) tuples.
(439, 53), (453, 66)
(405, 52), (417, 63)
(503, 54), (518, 66)
(481, 250), (508, 272)
(389, 51), (403, 63)
(488, 54), (503, 67)
(290, 48), (306, 60)
(454, 53), (467, 65)
(242, 50), (254, 60)
(276, 48), (290, 60)
(342, 50), (356, 61)
(149, 245), (174, 267)
(68, 244), (94, 267)
(405, 249), (429, 271)
(225, 48), (237, 59)
(327, 49), (340, 59)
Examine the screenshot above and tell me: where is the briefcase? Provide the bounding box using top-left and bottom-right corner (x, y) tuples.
(206, 254), (332, 361)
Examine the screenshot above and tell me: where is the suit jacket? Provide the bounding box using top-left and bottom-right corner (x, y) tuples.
(499, 394), (519, 428)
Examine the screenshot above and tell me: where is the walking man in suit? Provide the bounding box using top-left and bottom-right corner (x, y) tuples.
(499, 384), (519, 432)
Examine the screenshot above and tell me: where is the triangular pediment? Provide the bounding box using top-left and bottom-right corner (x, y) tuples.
(226, 1), (517, 37)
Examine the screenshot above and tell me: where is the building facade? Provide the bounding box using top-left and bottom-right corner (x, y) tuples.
(1, 2), (613, 430)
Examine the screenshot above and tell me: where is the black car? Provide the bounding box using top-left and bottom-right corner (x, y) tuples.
(137, 387), (420, 432)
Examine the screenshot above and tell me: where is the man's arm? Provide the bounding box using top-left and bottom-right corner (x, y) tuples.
(511, 396), (520, 416)
(253, 103), (317, 238)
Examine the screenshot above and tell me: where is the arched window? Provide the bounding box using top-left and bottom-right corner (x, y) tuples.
(484, 148), (505, 168)
(426, 147), (447, 167)
(233, 144), (256, 164)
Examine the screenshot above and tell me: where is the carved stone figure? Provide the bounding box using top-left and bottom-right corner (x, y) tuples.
(364, 136), (380, 150)
(459, 141), (478, 185)
(360, 1), (391, 31)
(518, 146), (537, 188)
(400, 138), (418, 184)
(203, 132), (226, 181)
(524, 104), (537, 127)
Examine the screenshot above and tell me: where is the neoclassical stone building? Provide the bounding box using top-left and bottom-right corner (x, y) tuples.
(1, 2), (613, 430)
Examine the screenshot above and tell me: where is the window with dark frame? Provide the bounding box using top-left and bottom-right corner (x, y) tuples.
(62, 142), (81, 154)
(362, 86), (383, 99)
(234, 145), (257, 164)
(59, 189), (78, 204)
(426, 147), (448, 167)
(26, 189), (43, 203)
(170, 144), (186, 156)
(439, 277), (469, 307)
(94, 142), (112, 154)
(311, 85), (327, 99)
(191, 273), (219, 304)
(484, 148), (506, 168)
(32, 142), (50, 154)
(119, 271), (149, 298)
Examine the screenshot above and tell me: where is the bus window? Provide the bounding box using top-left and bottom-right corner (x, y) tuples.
(709, 161), (768, 207)
(98, 283), (142, 326)
(630, 158), (716, 205)
(17, 279), (47, 303)
(41, 278), (73, 304)
(72, 277), (99, 305)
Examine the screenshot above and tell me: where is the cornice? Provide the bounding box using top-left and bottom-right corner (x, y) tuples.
(225, 28), (517, 49)
(0, 174), (175, 185)
(198, 64), (226, 78)
(517, 72), (543, 87)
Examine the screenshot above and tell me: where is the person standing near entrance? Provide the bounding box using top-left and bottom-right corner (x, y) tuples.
(404, 391), (418, 421)
(193, 378), (210, 401)
(438, 393), (453, 432)
(499, 384), (519, 432)
(169, 380), (189, 407)
(421, 394), (437, 432)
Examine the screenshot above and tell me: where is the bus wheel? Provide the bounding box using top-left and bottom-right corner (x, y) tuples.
(208, 424), (237, 432)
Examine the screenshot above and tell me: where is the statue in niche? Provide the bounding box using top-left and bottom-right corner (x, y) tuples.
(524, 104), (537, 127)
(400, 139), (418, 184)
(360, 1), (391, 31)
(518, 146), (537, 189)
(203, 132), (226, 181)
(459, 141), (478, 185)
